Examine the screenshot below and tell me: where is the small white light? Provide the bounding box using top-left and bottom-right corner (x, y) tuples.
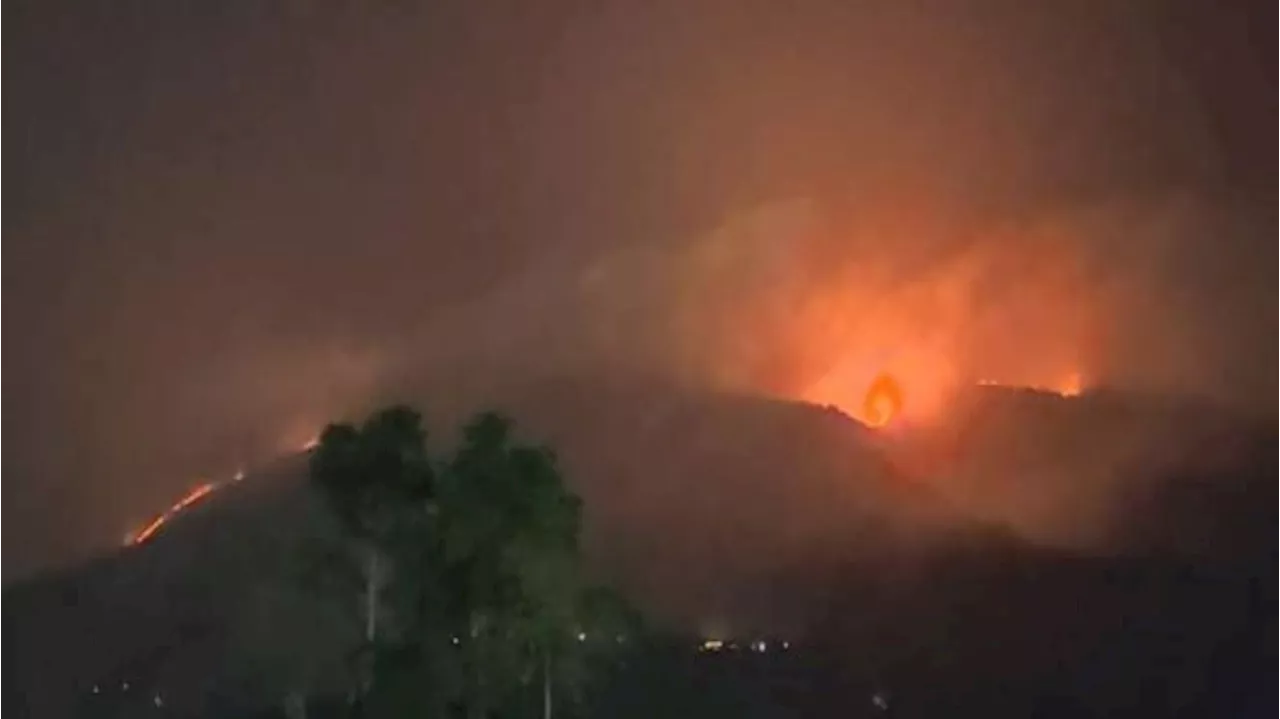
(92, 685), (100, 694)
(122, 681), (130, 691)
(576, 632), (587, 642)
(451, 636), (460, 645)
(233, 468), (246, 482)
(782, 641), (790, 650)
(153, 693), (164, 707)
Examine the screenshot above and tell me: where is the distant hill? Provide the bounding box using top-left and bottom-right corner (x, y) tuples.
(5, 379), (1274, 717)
(896, 384), (1276, 559)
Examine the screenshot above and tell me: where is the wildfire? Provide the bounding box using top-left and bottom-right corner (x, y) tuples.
(862, 373), (904, 428)
(123, 422), (321, 549)
(126, 481), (219, 546)
(978, 371), (1085, 398)
(808, 362), (1086, 430)
(1056, 372), (1083, 397)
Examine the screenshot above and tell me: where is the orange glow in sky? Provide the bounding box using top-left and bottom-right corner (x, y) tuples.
(671, 200), (1103, 428)
(747, 205), (1100, 424)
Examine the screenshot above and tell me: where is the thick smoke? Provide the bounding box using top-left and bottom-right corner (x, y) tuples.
(385, 190), (1271, 421)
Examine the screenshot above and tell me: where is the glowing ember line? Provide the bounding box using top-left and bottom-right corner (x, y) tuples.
(976, 374), (1085, 398)
(130, 514), (169, 545)
(127, 481), (220, 546)
(174, 483), (215, 510)
(125, 460), (266, 547)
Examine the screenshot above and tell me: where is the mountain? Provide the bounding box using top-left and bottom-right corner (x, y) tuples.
(5, 379), (1274, 717)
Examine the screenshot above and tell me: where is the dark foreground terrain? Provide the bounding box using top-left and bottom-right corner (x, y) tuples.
(5, 382), (1275, 718)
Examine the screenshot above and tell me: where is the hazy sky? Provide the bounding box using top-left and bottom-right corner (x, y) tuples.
(6, 0), (1274, 578)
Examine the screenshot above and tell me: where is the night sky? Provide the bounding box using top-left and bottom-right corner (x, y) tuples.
(6, 0), (1275, 579)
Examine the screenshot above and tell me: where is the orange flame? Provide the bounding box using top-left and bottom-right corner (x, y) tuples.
(862, 373), (904, 428)
(978, 371), (1085, 398)
(126, 481), (219, 546)
(1056, 371), (1083, 397)
(129, 514), (169, 546)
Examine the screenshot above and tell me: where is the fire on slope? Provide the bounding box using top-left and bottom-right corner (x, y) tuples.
(809, 366), (1087, 430)
(978, 371), (1084, 398)
(707, 202), (1107, 432)
(125, 482), (217, 546)
(124, 435), (323, 547)
(862, 373), (904, 428)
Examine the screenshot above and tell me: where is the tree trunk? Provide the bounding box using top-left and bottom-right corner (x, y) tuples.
(283, 690), (307, 719)
(543, 650), (552, 719)
(467, 612), (485, 719)
(361, 547), (380, 702)
(365, 548), (379, 643)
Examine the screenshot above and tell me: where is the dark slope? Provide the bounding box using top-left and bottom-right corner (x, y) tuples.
(4, 456), (322, 718)
(786, 386), (1278, 716)
(5, 382), (917, 716)
(5, 381), (1274, 717)
(441, 377), (937, 628)
(781, 541), (1274, 718)
(892, 384), (1277, 557)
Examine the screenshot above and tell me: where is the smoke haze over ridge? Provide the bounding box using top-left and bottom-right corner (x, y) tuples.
(7, 0), (1274, 578)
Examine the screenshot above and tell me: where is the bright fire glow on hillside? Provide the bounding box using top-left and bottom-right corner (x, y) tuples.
(862, 373), (904, 427)
(124, 429), (323, 547)
(978, 371), (1085, 398)
(126, 482), (217, 546)
(681, 201), (1105, 430)
(809, 364), (1087, 429)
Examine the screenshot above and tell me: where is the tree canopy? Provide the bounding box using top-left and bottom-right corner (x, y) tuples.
(271, 404), (638, 718)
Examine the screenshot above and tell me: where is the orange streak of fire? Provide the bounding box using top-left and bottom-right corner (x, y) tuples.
(130, 514), (169, 546)
(127, 481), (219, 546)
(978, 371), (1085, 398)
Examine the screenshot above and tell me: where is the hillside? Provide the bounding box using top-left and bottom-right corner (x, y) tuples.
(5, 380), (1274, 717)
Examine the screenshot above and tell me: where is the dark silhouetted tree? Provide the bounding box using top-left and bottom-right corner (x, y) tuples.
(294, 405), (635, 718)
(308, 405), (435, 703)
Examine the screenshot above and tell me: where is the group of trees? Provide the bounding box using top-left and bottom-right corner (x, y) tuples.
(241, 405), (637, 718)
